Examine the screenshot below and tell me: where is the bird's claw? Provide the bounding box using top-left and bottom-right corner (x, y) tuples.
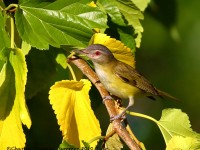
(110, 112), (126, 121)
(102, 95), (113, 104)
(103, 95), (113, 100)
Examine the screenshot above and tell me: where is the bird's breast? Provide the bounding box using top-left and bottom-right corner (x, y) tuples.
(94, 64), (142, 99)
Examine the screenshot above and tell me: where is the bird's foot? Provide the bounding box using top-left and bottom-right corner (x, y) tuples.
(110, 111), (126, 121)
(102, 95), (113, 104)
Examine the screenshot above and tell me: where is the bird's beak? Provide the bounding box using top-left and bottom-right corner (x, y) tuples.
(73, 49), (88, 55)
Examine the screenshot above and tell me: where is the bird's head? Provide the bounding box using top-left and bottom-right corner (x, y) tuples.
(74, 44), (116, 64)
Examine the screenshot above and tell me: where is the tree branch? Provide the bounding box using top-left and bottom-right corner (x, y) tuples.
(69, 56), (141, 150)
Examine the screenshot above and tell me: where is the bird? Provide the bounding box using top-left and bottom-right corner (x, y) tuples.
(74, 44), (177, 120)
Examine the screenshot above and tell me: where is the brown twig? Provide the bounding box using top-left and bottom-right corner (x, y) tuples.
(69, 56), (141, 150)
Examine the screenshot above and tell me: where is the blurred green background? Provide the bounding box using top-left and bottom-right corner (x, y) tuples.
(134, 0), (200, 149)
(24, 0), (200, 149)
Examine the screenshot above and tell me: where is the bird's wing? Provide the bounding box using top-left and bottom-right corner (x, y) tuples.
(114, 61), (159, 95)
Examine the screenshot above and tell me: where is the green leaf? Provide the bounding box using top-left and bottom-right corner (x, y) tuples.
(131, 0), (150, 11)
(15, 0), (107, 50)
(0, 1), (5, 8)
(9, 48), (31, 128)
(0, 63), (21, 150)
(128, 109), (200, 148)
(59, 140), (77, 149)
(0, 62), (15, 120)
(82, 140), (90, 148)
(97, 0), (147, 48)
(0, 48), (31, 149)
(115, 0), (144, 48)
(0, 12), (10, 51)
(0, 47), (10, 61)
(117, 27), (136, 51)
(166, 136), (200, 150)
(157, 109), (200, 144)
(98, 0), (125, 26)
(56, 53), (68, 69)
(21, 41), (31, 55)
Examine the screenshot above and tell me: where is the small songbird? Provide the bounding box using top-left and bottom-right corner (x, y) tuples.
(74, 44), (177, 120)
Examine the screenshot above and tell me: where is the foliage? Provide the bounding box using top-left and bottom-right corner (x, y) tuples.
(15, 0), (107, 49)
(166, 136), (200, 150)
(0, 48), (31, 150)
(49, 79), (101, 148)
(128, 109), (200, 149)
(0, 0), (199, 150)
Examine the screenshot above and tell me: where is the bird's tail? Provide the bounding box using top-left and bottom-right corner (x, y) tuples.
(157, 89), (179, 101)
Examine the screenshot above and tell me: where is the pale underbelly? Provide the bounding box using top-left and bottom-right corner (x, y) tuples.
(103, 80), (141, 99)
(97, 71), (142, 99)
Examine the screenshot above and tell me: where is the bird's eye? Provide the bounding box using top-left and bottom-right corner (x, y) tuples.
(95, 50), (101, 56)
